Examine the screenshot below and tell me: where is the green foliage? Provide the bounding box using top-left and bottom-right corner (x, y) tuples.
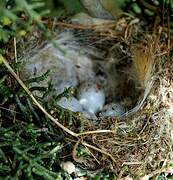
(0, 124), (62, 179)
(44, 0), (84, 17)
(0, 0), (52, 43)
(0, 61), (91, 178)
(0, 0), (173, 179)
(60, 0), (84, 14)
(0, 0), (85, 43)
(0, 0), (172, 43)
(0, 64), (75, 179)
(124, 0), (173, 17)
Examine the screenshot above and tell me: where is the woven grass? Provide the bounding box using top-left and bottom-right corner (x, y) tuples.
(1, 16), (173, 179)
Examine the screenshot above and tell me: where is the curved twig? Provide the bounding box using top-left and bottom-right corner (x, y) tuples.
(0, 54), (114, 138)
(0, 54), (77, 137)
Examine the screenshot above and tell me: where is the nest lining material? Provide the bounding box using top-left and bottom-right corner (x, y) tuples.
(17, 17), (173, 177)
(20, 30), (144, 118)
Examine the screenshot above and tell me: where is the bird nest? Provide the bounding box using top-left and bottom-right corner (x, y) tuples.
(66, 20), (173, 178)
(4, 17), (173, 178)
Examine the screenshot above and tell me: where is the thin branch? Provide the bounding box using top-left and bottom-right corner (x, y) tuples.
(77, 129), (114, 136)
(0, 54), (77, 137)
(14, 37), (19, 76)
(82, 141), (117, 164)
(43, 21), (116, 30)
(0, 54), (114, 138)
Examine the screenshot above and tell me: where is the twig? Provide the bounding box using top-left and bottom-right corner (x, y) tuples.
(77, 129), (114, 136)
(0, 54), (77, 137)
(141, 167), (173, 180)
(43, 21), (116, 30)
(82, 141), (117, 164)
(1, 54), (121, 168)
(0, 55), (115, 138)
(84, 145), (100, 164)
(14, 37), (19, 76)
(72, 139), (84, 163)
(122, 161), (143, 166)
(73, 139), (116, 166)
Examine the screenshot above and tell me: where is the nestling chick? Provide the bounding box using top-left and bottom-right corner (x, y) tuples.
(57, 97), (83, 112)
(78, 83), (105, 114)
(100, 103), (125, 118)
